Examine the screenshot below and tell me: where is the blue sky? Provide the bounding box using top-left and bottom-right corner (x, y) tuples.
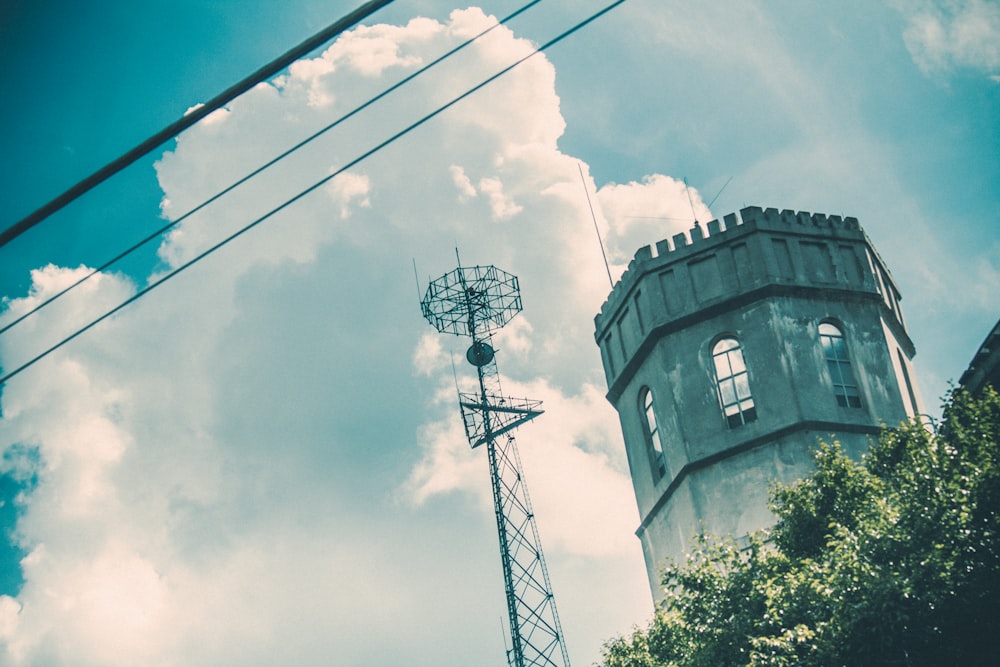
(0, 1), (997, 665)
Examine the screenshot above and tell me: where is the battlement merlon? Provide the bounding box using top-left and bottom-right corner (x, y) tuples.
(596, 207), (871, 328)
(593, 206), (913, 381)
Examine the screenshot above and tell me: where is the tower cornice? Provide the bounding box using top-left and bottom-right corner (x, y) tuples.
(594, 206), (913, 398)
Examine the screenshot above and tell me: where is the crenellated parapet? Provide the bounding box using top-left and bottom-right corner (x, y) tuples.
(594, 206), (911, 395)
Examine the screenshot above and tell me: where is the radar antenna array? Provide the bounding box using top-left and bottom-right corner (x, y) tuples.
(420, 263), (571, 667)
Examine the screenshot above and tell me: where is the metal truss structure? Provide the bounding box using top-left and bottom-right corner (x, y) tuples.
(420, 263), (571, 667)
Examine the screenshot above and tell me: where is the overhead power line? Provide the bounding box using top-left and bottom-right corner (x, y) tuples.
(0, 0), (628, 387)
(0, 0), (396, 249)
(0, 0), (546, 338)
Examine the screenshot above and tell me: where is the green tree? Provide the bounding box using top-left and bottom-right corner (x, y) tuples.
(599, 388), (1000, 667)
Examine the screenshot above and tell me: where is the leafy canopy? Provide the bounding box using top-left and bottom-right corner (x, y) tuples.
(600, 388), (1000, 667)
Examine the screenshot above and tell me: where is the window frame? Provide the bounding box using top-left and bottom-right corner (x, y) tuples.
(819, 320), (862, 408)
(638, 387), (667, 481)
(711, 336), (757, 428)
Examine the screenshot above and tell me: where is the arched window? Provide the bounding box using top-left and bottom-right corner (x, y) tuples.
(713, 338), (757, 428)
(820, 322), (862, 408)
(639, 387), (667, 480)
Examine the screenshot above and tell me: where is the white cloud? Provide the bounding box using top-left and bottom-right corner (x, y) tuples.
(897, 0), (1000, 78)
(0, 8), (652, 666)
(448, 164), (477, 199)
(405, 374), (634, 543)
(478, 175), (523, 219)
(325, 170), (371, 219)
(323, 18), (439, 77)
(493, 314), (534, 359)
(411, 331), (447, 376)
(597, 173), (712, 265)
(405, 412), (483, 507)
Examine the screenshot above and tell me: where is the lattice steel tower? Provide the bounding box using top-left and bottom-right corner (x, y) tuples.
(420, 261), (571, 667)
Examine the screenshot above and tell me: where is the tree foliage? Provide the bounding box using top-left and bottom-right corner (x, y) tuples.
(600, 388), (1000, 666)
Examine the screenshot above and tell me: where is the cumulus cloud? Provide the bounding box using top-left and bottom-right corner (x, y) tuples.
(0, 7), (683, 666)
(448, 164), (478, 199)
(597, 173), (712, 265)
(897, 0), (1000, 78)
(406, 375), (638, 558)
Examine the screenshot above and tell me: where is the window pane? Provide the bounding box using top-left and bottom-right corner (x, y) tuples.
(819, 322), (840, 337)
(640, 386), (668, 480)
(719, 379), (737, 406)
(714, 338), (739, 354)
(642, 388), (657, 431)
(735, 373), (751, 400)
(728, 349), (746, 374)
(826, 359), (843, 385)
(821, 335), (834, 358)
(714, 353), (731, 378)
(837, 360), (852, 382)
(819, 324), (862, 409)
(714, 337), (755, 428)
(742, 406), (758, 423)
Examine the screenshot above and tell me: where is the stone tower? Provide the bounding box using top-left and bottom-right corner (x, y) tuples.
(593, 206), (921, 597)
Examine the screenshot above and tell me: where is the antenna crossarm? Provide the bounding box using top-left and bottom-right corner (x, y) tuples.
(459, 399), (544, 416)
(459, 393), (543, 449)
(466, 413), (543, 449)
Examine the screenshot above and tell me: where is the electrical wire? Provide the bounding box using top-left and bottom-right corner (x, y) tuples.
(0, 0), (628, 387)
(0, 0), (396, 249)
(0, 0), (546, 338)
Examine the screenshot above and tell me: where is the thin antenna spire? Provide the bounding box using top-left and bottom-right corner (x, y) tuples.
(683, 176), (698, 225)
(413, 258), (423, 302)
(500, 616), (513, 667)
(450, 353), (461, 396)
(707, 175), (733, 209)
(579, 162), (613, 288)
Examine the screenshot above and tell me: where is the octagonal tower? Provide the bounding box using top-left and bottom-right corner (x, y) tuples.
(594, 206), (921, 598)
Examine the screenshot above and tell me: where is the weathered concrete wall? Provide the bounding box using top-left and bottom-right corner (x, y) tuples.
(636, 429), (875, 595)
(594, 206), (918, 599)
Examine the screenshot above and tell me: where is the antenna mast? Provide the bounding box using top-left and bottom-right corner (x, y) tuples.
(683, 176), (699, 225)
(579, 163), (613, 288)
(420, 263), (571, 667)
